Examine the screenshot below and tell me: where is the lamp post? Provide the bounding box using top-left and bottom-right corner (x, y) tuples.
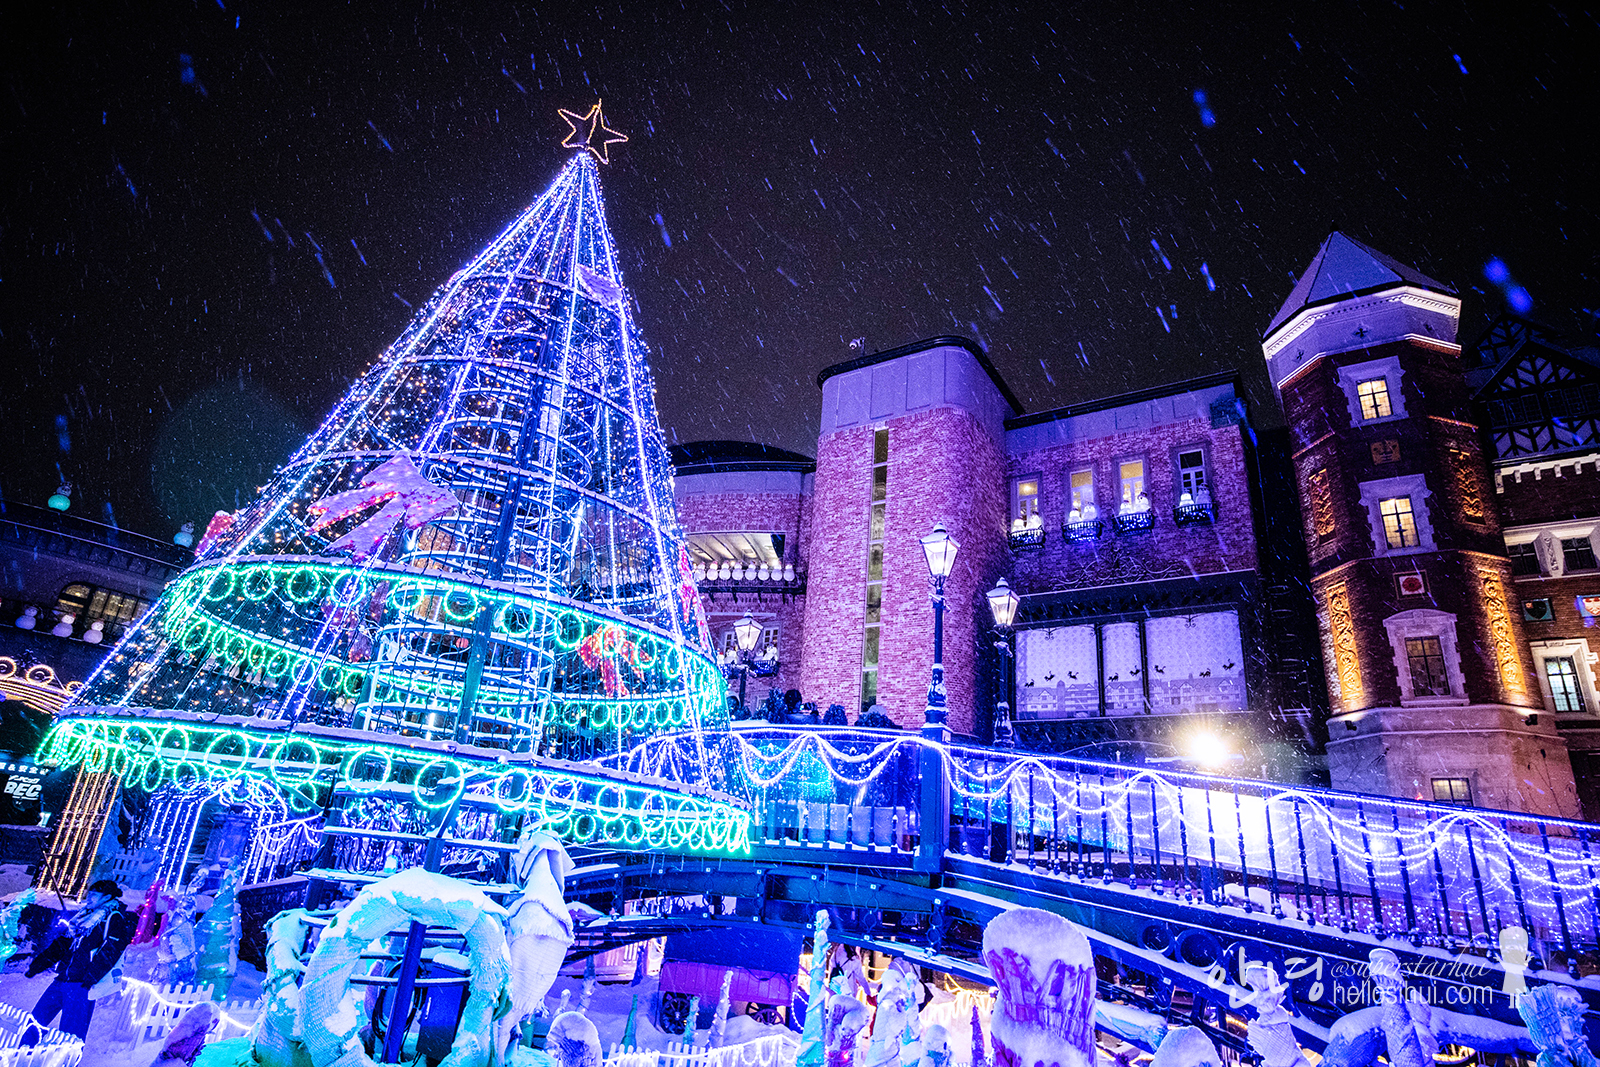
(729, 611), (763, 714)
(919, 523), (960, 737)
(986, 577), (1020, 749)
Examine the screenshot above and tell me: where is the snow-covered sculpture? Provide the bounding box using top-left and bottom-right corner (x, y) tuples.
(981, 907), (1097, 1067)
(1519, 984), (1599, 1067)
(547, 1011), (602, 1067)
(921, 1025), (950, 1067)
(248, 908), (314, 1067)
(494, 829), (577, 1058)
(1501, 926), (1531, 998)
(825, 993), (870, 1066)
(299, 870), (509, 1067)
(1243, 961), (1310, 1067)
(709, 967), (734, 1047)
(1151, 1026), (1224, 1067)
(1369, 949), (1437, 1067)
(864, 967), (921, 1067)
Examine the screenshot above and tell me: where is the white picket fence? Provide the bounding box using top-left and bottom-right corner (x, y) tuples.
(0, 1003), (83, 1067)
(104, 981), (262, 1053)
(604, 1034), (797, 1067)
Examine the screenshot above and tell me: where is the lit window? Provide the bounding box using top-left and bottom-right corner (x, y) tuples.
(1431, 778), (1473, 805)
(1119, 460), (1147, 513)
(1069, 469), (1096, 521)
(1357, 378), (1393, 420)
(1507, 542), (1541, 577)
(1012, 476), (1041, 528)
(1379, 497), (1419, 548)
(1406, 636), (1449, 696)
(1546, 657), (1587, 713)
(1563, 538), (1598, 572)
(1178, 450), (1207, 497)
(54, 583), (149, 629)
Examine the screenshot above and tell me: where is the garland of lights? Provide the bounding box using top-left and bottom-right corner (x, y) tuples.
(39, 716), (750, 855)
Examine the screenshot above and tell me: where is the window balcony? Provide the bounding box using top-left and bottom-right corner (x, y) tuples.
(1009, 526), (1046, 551)
(1173, 501), (1215, 527)
(1061, 519), (1103, 543)
(1111, 509), (1154, 535)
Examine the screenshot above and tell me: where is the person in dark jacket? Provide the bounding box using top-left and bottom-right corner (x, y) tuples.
(26, 879), (133, 1039)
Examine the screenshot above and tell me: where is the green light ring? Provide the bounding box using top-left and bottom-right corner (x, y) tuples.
(220, 632), (249, 664)
(622, 818), (646, 846)
(413, 758), (465, 810)
(179, 618), (212, 653)
(327, 573), (371, 605)
(284, 567), (324, 604)
(441, 589), (480, 624)
(553, 612), (583, 650)
(652, 702), (671, 728)
(387, 580), (425, 614)
(139, 757), (166, 791)
(493, 769), (534, 808)
(316, 662), (343, 692)
(493, 598), (538, 638)
(571, 811), (597, 843)
(246, 641), (270, 672)
(341, 669), (364, 697)
(589, 704), (611, 730)
(600, 816), (625, 843)
(204, 731), (251, 775)
(203, 569), (237, 602)
(561, 703), (581, 729)
(265, 649), (293, 679)
(270, 738), (323, 788)
(289, 657), (318, 687)
(372, 677), (394, 703)
(340, 746), (392, 792)
(241, 568), (276, 601)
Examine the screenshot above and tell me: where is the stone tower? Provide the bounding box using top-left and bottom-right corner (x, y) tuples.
(800, 337), (1016, 736)
(1263, 232), (1577, 816)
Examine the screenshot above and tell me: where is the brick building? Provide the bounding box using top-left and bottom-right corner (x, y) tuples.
(1262, 232), (1578, 818)
(673, 337), (1324, 768)
(1463, 316), (1600, 818)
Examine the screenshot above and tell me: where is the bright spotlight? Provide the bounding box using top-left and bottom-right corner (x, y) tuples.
(1187, 731), (1230, 769)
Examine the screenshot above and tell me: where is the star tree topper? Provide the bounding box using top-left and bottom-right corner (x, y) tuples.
(559, 100), (628, 164)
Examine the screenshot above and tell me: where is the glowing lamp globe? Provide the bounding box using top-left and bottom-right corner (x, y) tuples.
(734, 612), (762, 653)
(920, 523), (960, 579)
(986, 577), (1020, 629)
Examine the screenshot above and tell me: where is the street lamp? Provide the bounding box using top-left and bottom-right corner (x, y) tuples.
(920, 523), (960, 735)
(986, 577), (1020, 749)
(729, 611), (763, 713)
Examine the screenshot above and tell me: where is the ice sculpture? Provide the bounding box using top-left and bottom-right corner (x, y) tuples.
(1369, 949), (1437, 1067)
(298, 870), (508, 1067)
(1150, 1026), (1223, 1067)
(980, 907), (1097, 1067)
(825, 993), (870, 1066)
(547, 1011), (603, 1067)
(496, 830), (577, 1058)
(1243, 961), (1310, 1067)
(1519, 984), (1599, 1067)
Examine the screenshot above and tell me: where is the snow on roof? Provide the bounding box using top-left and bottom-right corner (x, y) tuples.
(1266, 232), (1455, 338)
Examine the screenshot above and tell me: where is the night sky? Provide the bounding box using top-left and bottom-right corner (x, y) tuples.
(3, 2), (1598, 538)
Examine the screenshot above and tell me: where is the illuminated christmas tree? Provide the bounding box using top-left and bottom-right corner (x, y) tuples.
(39, 105), (746, 890)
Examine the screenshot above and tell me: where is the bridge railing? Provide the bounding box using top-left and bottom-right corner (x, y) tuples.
(713, 728), (1600, 968)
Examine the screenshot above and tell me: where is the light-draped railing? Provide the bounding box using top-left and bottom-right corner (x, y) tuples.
(624, 727), (1600, 968)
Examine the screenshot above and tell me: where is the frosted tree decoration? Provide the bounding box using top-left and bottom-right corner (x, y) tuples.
(799, 909), (832, 1066)
(1519, 985), (1599, 1067)
(1242, 961), (1311, 1067)
(306, 454), (460, 557)
(0, 889), (35, 967)
(682, 994), (701, 1046)
(971, 1004), (989, 1067)
(825, 993), (870, 1066)
(1150, 1026), (1224, 1067)
(495, 829), (577, 1058)
(709, 967), (734, 1047)
(1368, 949), (1437, 1067)
(981, 908), (1097, 1067)
(194, 863), (241, 996)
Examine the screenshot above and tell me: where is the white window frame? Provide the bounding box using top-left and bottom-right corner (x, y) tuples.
(1336, 355), (1408, 426)
(1359, 474), (1436, 556)
(1012, 473), (1042, 528)
(1382, 609), (1467, 706)
(1530, 639), (1600, 717)
(1503, 523), (1600, 579)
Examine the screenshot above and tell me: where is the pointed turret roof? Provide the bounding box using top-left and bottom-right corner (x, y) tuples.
(1265, 232), (1455, 338)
